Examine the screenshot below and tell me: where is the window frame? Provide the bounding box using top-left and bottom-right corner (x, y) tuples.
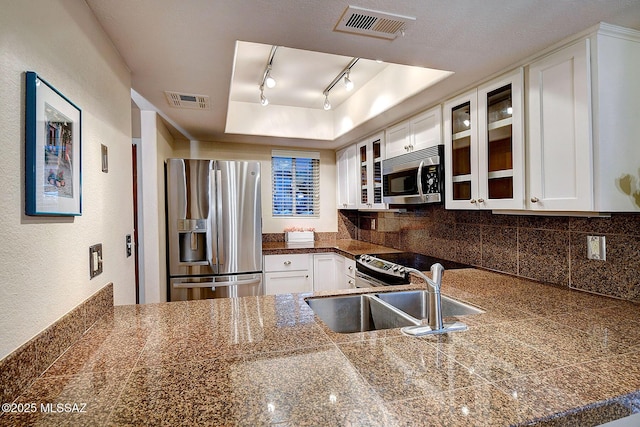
(271, 150), (320, 217)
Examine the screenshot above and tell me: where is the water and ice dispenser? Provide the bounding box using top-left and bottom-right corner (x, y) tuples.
(177, 218), (208, 263)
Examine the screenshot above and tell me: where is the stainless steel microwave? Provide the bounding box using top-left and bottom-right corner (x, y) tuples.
(382, 145), (444, 204)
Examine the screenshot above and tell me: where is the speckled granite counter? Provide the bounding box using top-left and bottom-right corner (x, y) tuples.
(262, 238), (401, 258)
(2, 269), (640, 426)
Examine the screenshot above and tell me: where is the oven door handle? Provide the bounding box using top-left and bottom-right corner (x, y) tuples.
(417, 160), (425, 201)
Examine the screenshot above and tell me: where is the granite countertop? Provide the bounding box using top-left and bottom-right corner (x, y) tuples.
(3, 269), (640, 426)
(262, 238), (402, 258)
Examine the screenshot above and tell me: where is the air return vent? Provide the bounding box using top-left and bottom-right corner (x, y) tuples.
(334, 6), (415, 40)
(164, 91), (210, 110)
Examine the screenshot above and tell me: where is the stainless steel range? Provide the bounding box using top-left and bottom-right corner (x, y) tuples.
(355, 252), (469, 287)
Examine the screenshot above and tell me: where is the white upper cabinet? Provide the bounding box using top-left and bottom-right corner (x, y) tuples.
(526, 24), (640, 212)
(527, 39), (592, 211)
(444, 69), (524, 210)
(444, 90), (478, 209)
(357, 133), (387, 210)
(385, 106), (442, 159)
(336, 144), (358, 209)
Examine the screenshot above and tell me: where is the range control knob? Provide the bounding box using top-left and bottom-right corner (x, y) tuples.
(392, 265), (399, 271)
(398, 267), (406, 274)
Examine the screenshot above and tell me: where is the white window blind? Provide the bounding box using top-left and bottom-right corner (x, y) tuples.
(272, 150), (320, 217)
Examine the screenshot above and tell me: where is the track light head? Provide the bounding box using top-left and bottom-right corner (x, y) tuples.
(260, 86), (269, 106)
(323, 94), (331, 110)
(265, 69), (276, 88)
(344, 72), (354, 92)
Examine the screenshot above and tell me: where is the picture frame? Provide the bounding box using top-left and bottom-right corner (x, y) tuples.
(25, 71), (82, 216)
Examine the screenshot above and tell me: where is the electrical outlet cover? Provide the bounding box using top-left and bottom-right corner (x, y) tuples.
(587, 236), (606, 261)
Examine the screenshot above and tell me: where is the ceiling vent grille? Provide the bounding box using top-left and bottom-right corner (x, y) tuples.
(164, 91), (210, 110)
(335, 6), (415, 40)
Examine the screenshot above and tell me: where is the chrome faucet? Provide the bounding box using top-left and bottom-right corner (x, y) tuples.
(401, 263), (468, 336)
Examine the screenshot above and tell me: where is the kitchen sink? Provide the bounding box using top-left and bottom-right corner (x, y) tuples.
(376, 290), (484, 319)
(305, 291), (483, 334)
(305, 294), (420, 333)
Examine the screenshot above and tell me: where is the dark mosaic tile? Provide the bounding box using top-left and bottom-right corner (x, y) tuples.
(383, 232), (400, 250)
(83, 284), (114, 332)
(504, 318), (631, 364)
(369, 230), (386, 245)
(34, 307), (85, 375)
(385, 383), (536, 427)
(518, 215), (570, 231)
(132, 346), (385, 427)
(3, 369), (130, 427)
(338, 336), (484, 401)
(518, 228), (570, 285)
(481, 226), (518, 274)
(528, 401), (633, 427)
(549, 309), (640, 348)
(43, 327), (149, 377)
(425, 221), (459, 259)
(432, 324), (564, 382)
(570, 232), (640, 302)
(570, 213), (640, 235)
(581, 351), (640, 397)
(262, 232), (285, 242)
(0, 341), (39, 405)
(454, 209), (491, 225)
(455, 223), (482, 266)
(484, 212), (519, 227)
(431, 204), (456, 223)
(494, 363), (623, 421)
(400, 227), (430, 254)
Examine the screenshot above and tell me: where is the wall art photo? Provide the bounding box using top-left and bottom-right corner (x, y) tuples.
(25, 71), (82, 216)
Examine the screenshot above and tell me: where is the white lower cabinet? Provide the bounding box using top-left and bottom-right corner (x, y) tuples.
(263, 254), (313, 295)
(313, 253), (357, 291)
(313, 253), (340, 292)
(264, 253), (357, 294)
(342, 257), (356, 289)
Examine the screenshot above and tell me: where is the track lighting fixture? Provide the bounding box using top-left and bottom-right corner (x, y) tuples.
(322, 57), (359, 110)
(323, 93), (331, 110)
(344, 71), (354, 92)
(265, 69), (276, 89)
(259, 45), (278, 105)
(260, 86), (269, 106)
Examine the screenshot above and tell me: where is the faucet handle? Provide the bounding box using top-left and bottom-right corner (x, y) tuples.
(430, 263), (444, 290)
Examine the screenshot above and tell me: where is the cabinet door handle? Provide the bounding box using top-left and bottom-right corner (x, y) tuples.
(284, 261), (291, 265)
(348, 266), (353, 271)
(477, 198), (484, 203)
(470, 199), (477, 204)
(531, 197), (539, 203)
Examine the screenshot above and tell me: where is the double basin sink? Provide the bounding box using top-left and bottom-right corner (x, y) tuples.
(306, 290), (483, 333)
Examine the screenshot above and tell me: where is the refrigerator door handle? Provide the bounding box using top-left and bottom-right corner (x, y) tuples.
(215, 168), (225, 267)
(172, 277), (262, 288)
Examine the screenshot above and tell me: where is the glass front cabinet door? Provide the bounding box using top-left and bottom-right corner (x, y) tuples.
(444, 68), (524, 210)
(357, 133), (386, 210)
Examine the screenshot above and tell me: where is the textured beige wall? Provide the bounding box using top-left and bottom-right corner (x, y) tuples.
(0, 1), (134, 359)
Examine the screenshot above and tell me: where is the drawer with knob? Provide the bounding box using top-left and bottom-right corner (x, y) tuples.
(264, 254), (311, 272)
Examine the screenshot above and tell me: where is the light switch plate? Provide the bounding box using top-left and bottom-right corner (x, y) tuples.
(587, 235), (606, 261)
(89, 243), (103, 278)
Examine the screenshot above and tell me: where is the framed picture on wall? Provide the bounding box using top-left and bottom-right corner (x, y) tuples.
(25, 71), (82, 216)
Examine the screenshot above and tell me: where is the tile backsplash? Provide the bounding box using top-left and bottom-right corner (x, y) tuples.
(338, 207), (640, 302)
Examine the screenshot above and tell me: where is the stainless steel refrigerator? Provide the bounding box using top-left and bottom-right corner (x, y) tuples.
(166, 158), (262, 301)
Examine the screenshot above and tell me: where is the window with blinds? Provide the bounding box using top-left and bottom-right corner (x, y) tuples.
(272, 150), (320, 217)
